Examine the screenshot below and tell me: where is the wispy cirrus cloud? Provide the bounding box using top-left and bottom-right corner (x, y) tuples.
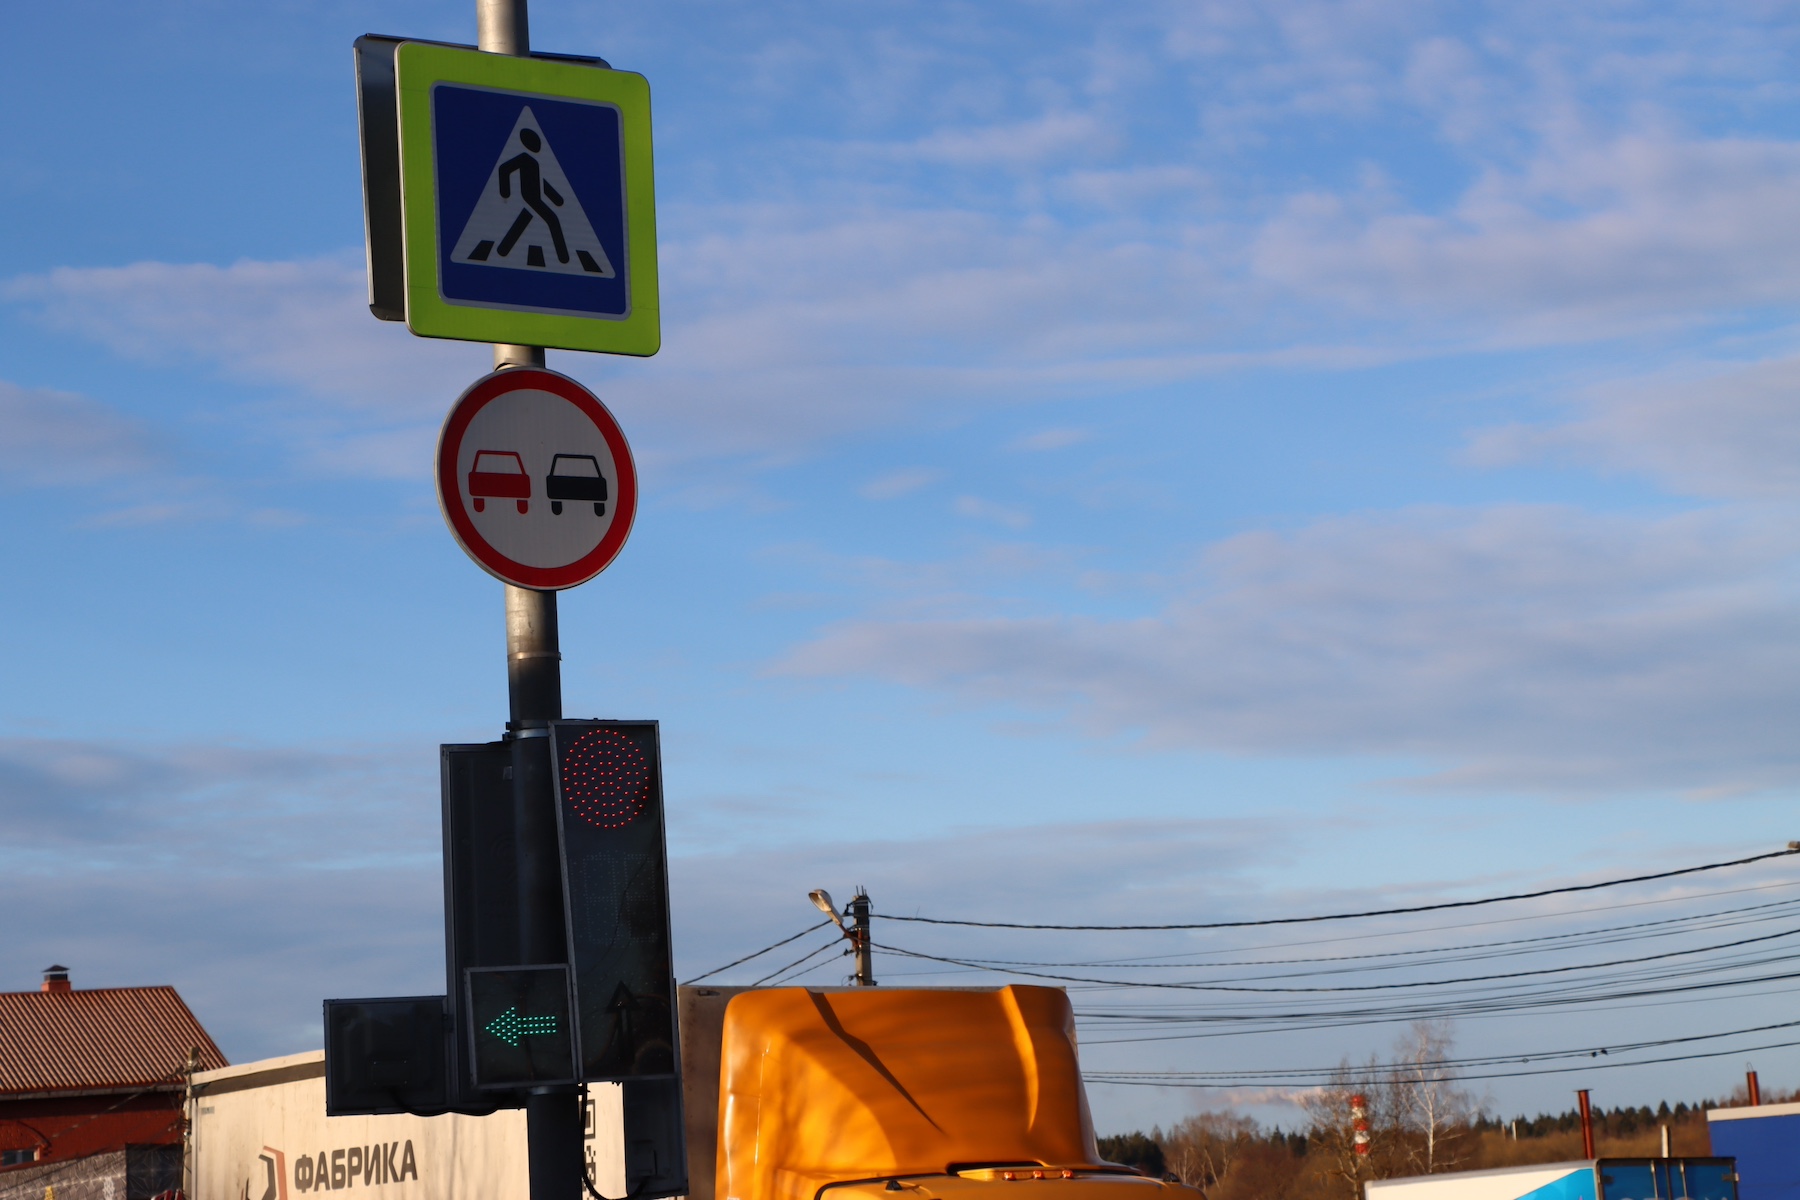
(0, 379), (160, 488)
(3, 256), (478, 413)
(1251, 134), (1800, 342)
(2, 257), (485, 480)
(0, 732), (442, 1059)
(1472, 351), (1800, 501)
(779, 504), (1800, 794)
(861, 466), (943, 500)
(18, 122), (1800, 485)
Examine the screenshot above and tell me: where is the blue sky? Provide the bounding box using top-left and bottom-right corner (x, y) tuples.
(5, 0), (1800, 1135)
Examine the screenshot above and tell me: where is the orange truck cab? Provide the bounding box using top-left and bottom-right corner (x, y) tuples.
(677, 985), (1201, 1200)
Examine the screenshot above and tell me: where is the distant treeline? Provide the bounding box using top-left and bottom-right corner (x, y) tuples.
(1477, 1099), (1724, 1141)
(1095, 1020), (1789, 1200)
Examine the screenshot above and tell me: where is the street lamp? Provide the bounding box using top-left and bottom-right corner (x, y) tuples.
(808, 889), (848, 933)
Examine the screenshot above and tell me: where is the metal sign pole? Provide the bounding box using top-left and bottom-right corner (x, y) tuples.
(341, 4), (667, 1185)
(477, 9), (581, 1200)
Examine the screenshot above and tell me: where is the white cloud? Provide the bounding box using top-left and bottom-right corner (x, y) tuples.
(3, 256), (479, 414)
(28, 128), (1799, 477)
(0, 732), (443, 1058)
(3, 257), (484, 479)
(954, 494), (1032, 529)
(1252, 134), (1800, 340)
(1013, 427), (1093, 452)
(861, 466), (942, 499)
(780, 504), (1800, 793)
(898, 113), (1111, 167)
(1057, 165), (1213, 213)
(15, 124), (1800, 482)
(0, 379), (159, 487)
(1471, 352), (1800, 500)
(0, 735), (427, 860)
(9, 235), (1216, 472)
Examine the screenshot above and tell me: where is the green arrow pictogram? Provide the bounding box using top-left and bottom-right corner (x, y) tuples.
(485, 1006), (558, 1047)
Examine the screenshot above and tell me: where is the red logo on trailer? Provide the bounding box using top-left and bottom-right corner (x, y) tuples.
(436, 368), (637, 590)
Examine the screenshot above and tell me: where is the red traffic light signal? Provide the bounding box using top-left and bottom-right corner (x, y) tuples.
(549, 721), (678, 1083)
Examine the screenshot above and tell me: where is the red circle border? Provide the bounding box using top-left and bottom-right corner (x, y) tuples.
(436, 367), (639, 590)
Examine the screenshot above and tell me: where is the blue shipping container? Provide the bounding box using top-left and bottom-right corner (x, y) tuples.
(1709, 1103), (1800, 1200)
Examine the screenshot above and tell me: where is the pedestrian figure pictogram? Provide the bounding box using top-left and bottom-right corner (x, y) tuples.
(450, 107), (616, 278)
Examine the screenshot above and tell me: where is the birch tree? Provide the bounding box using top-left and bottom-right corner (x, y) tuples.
(1389, 1020), (1477, 1174)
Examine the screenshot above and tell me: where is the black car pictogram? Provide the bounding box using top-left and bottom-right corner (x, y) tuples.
(546, 454), (607, 516)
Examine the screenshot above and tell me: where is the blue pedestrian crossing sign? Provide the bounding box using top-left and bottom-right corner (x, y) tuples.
(449, 107), (616, 280)
(392, 42), (658, 356)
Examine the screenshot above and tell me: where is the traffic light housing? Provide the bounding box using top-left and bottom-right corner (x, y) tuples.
(323, 996), (451, 1116)
(440, 739), (530, 1109)
(549, 720), (679, 1083)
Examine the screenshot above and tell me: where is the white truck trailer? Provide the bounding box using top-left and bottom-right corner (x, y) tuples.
(187, 1051), (628, 1200)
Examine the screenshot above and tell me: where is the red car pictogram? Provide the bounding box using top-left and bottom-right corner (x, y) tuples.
(469, 450), (531, 514)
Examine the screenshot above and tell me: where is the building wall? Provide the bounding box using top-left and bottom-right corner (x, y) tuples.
(0, 1092), (186, 1164)
(0, 1146), (181, 1200)
(190, 1052), (626, 1200)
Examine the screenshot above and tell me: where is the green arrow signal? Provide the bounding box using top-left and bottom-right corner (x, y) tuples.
(485, 1006), (558, 1047)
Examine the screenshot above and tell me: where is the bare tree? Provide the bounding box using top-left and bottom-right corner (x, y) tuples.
(1387, 1020), (1477, 1174)
(1300, 1059), (1399, 1199)
(1161, 1111), (1260, 1190)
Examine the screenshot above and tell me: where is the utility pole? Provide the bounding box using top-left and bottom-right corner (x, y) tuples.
(477, 7), (578, 1199)
(849, 890), (875, 986)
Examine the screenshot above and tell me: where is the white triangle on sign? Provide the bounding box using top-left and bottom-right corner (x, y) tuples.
(449, 106), (617, 278)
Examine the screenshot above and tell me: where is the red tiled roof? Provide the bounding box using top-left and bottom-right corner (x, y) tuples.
(0, 986), (227, 1095)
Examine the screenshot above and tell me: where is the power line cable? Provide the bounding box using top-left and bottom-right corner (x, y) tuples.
(1066, 962), (1800, 1030)
(870, 925), (1800, 994)
(1100, 878), (1800, 961)
(765, 949), (850, 988)
(870, 883), (1800, 994)
(1074, 979), (1800, 1043)
(749, 938), (843, 988)
(682, 919), (832, 985)
(919, 895), (1800, 975)
(877, 844), (1798, 931)
(1079, 1016), (1800, 1080)
(1086, 1033), (1800, 1088)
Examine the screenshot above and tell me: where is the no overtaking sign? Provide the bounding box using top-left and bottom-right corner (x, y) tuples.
(437, 367), (638, 590)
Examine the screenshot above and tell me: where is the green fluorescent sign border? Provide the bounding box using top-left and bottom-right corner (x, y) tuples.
(395, 42), (660, 356)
